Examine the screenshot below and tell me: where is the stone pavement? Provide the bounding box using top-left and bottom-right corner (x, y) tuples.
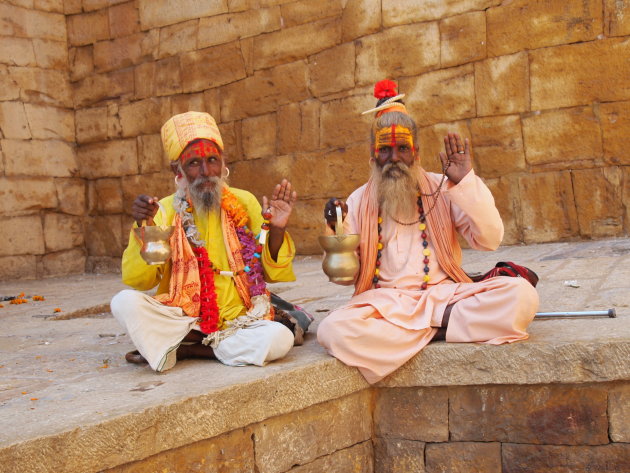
(1, 238), (629, 471)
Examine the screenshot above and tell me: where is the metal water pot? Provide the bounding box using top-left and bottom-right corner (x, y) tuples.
(318, 205), (360, 285)
(133, 203), (174, 265)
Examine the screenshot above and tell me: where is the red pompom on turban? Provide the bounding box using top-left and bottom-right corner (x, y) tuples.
(373, 79), (398, 99)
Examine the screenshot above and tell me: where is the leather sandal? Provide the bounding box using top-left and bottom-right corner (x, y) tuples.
(125, 350), (148, 364)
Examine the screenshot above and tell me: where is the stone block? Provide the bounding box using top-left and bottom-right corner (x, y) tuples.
(85, 256), (120, 274)
(34, 0), (64, 13)
(417, 121), (471, 175)
(530, 38), (630, 110)
(278, 100), (320, 155)
(88, 178), (123, 215)
(82, 0), (110, 11)
(170, 93), (206, 117)
(286, 197), (328, 254)
(40, 248), (87, 277)
(522, 107), (602, 168)
(137, 134), (164, 174)
(69, 45), (94, 82)
(121, 172), (175, 214)
(609, 384), (630, 442)
(0, 65), (20, 101)
(55, 177), (86, 216)
(502, 444), (630, 473)
(375, 387), (449, 442)
(401, 64), (475, 127)
(0, 4), (66, 41)
(487, 0), (602, 57)
(153, 56), (183, 97)
(241, 113), (276, 159)
(44, 212), (84, 251)
(3, 139), (77, 177)
(108, 1), (140, 38)
(77, 139), (138, 179)
(218, 120), (240, 161)
(132, 61), (155, 100)
(0, 255), (37, 280)
(138, 0), (228, 30)
(119, 98), (170, 137)
(289, 442), (373, 473)
(606, 0), (630, 36)
(374, 438), (424, 473)
(85, 214), (124, 256)
(9, 66), (73, 108)
(519, 171), (578, 243)
(73, 69), (134, 107)
(32, 39), (68, 70)
(0, 37), (36, 67)
(93, 33), (148, 73)
(469, 115), (525, 178)
(157, 19), (197, 59)
(0, 101), (31, 139)
(383, 0), (500, 26)
(198, 8), (280, 49)
(440, 11), (486, 68)
(309, 43), (354, 98)
(67, 10), (110, 46)
(341, 0), (381, 42)
(229, 155), (290, 199)
(64, 0), (82, 14)
(180, 42), (247, 93)
(252, 18), (340, 70)
(624, 167), (630, 235)
(426, 442), (501, 473)
(320, 95), (373, 149)
(105, 428), (256, 473)
(356, 23), (440, 87)
(0, 215), (45, 256)
(220, 60), (309, 121)
(484, 175), (522, 245)
(475, 52), (529, 116)
(600, 101), (630, 165)
(0, 177), (57, 215)
(107, 103), (122, 138)
(572, 167), (624, 238)
(253, 390), (372, 473)
(450, 384), (609, 444)
(281, 0), (342, 27)
(24, 104), (74, 141)
(76, 106), (108, 143)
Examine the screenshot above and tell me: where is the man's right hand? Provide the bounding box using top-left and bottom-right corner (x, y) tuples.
(132, 194), (160, 226)
(324, 198), (348, 230)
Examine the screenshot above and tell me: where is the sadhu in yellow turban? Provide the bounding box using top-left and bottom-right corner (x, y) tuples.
(161, 111), (224, 161)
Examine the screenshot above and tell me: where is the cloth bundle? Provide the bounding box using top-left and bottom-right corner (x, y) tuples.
(469, 261), (539, 288)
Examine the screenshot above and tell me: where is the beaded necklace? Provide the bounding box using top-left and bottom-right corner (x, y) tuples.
(373, 193), (431, 290)
(174, 187), (270, 333)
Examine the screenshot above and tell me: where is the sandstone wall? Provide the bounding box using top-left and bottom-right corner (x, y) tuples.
(99, 382), (629, 472)
(1, 0), (629, 280)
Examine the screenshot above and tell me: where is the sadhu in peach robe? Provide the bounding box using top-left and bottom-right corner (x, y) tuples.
(317, 169), (539, 384)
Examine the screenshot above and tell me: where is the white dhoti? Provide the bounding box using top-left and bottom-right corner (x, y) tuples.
(110, 289), (294, 372)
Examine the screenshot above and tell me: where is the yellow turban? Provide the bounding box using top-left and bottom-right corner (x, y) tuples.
(160, 111), (224, 161)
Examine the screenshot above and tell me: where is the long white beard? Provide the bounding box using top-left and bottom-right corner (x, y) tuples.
(373, 160), (419, 221)
(182, 175), (225, 212)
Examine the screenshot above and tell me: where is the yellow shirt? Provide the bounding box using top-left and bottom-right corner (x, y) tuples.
(121, 187), (296, 325)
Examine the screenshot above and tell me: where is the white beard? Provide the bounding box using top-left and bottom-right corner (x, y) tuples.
(373, 160), (419, 221)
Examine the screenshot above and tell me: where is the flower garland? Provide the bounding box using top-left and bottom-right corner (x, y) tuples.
(174, 186), (268, 334)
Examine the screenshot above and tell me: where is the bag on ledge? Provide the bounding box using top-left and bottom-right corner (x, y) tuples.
(469, 261), (539, 288)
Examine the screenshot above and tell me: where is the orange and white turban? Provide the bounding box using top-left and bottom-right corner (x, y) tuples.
(161, 111), (224, 161)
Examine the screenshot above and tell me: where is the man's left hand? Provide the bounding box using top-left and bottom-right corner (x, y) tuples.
(439, 132), (472, 185)
(262, 179), (298, 229)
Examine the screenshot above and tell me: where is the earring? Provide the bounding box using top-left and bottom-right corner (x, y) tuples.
(222, 167), (230, 179)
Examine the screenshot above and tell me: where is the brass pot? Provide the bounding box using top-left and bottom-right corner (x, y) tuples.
(133, 224), (174, 265)
(318, 234), (360, 285)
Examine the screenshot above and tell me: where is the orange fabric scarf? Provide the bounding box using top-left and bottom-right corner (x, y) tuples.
(153, 210), (256, 317)
(354, 168), (472, 296)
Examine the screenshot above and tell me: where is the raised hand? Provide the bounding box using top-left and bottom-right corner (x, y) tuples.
(132, 194), (160, 225)
(438, 132), (472, 185)
(262, 179), (297, 230)
(324, 198), (348, 230)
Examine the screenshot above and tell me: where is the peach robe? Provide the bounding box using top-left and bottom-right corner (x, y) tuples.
(317, 170), (539, 384)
